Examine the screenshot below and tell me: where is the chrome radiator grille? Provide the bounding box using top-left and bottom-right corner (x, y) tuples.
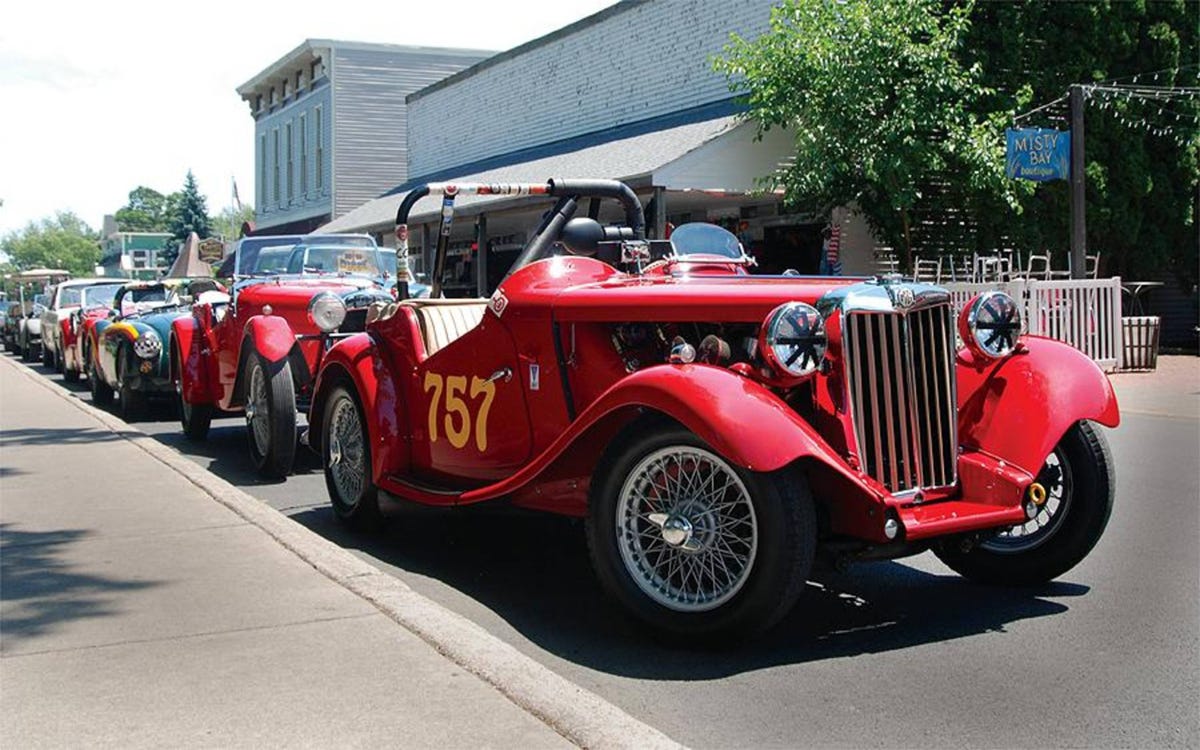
(843, 304), (958, 493)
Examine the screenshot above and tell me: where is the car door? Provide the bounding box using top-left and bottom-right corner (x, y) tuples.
(407, 312), (533, 486)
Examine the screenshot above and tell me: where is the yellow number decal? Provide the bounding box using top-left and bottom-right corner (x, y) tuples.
(423, 371), (443, 442)
(443, 375), (470, 449)
(423, 372), (498, 451)
(469, 377), (496, 452)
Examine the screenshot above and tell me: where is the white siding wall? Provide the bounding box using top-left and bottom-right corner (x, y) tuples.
(407, 0), (773, 177)
(332, 48), (488, 218)
(255, 85), (333, 227)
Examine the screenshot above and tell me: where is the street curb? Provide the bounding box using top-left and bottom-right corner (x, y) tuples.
(4, 357), (683, 750)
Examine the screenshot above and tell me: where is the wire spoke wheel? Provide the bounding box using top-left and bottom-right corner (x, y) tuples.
(982, 447), (1073, 554)
(615, 446), (758, 613)
(328, 396), (366, 506)
(247, 361), (271, 456)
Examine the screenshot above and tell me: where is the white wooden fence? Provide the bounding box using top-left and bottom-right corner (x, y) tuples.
(941, 277), (1124, 370)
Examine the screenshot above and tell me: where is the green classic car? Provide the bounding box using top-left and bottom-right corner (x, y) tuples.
(91, 278), (226, 420)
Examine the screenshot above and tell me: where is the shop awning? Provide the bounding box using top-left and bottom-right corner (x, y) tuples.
(317, 116), (794, 235)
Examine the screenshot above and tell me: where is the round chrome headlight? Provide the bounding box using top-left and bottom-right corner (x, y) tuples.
(759, 302), (827, 379)
(308, 292), (347, 332)
(133, 329), (162, 360)
(959, 291), (1022, 359)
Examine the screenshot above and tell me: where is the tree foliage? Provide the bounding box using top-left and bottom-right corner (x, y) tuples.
(114, 186), (179, 232)
(717, 0), (1025, 268)
(211, 203), (256, 242)
(717, 0), (1198, 283)
(163, 171), (212, 267)
(0, 212), (100, 276)
(962, 0), (1198, 286)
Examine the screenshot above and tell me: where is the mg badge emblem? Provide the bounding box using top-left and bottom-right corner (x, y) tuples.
(896, 287), (915, 310)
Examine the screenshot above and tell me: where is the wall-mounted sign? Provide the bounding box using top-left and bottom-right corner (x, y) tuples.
(1006, 128), (1070, 182)
(197, 238), (225, 264)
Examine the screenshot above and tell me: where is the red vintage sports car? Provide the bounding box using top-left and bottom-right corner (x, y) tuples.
(306, 179), (1118, 642)
(171, 235), (393, 477)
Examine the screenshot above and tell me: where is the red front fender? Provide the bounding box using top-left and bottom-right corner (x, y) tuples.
(957, 335), (1120, 476)
(309, 333), (408, 481)
(243, 314), (298, 364)
(171, 316), (219, 405)
(403, 364), (873, 513)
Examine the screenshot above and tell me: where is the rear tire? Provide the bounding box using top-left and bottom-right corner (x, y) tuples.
(586, 423), (815, 644)
(245, 352), (297, 478)
(42, 342), (53, 368)
(324, 385), (382, 531)
(934, 421), (1114, 585)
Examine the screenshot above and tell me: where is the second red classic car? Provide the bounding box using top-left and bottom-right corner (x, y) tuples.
(304, 180), (1119, 642)
(171, 234), (393, 477)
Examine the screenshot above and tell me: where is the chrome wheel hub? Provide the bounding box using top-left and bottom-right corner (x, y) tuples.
(983, 447), (1073, 554)
(616, 446), (757, 613)
(328, 398), (364, 504)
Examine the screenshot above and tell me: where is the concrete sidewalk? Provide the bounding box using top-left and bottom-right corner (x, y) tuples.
(0, 356), (572, 748)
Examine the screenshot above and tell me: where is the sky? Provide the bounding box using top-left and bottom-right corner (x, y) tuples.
(0, 0), (618, 237)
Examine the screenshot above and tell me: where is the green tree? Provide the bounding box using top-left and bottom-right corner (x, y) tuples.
(0, 212), (100, 276)
(962, 0), (1198, 286)
(114, 186), (178, 232)
(211, 203), (256, 242)
(717, 0), (1198, 283)
(163, 171), (212, 267)
(716, 0), (1025, 269)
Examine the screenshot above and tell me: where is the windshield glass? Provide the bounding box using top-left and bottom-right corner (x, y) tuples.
(251, 246), (297, 275)
(58, 287), (84, 307)
(81, 284), (122, 309)
(669, 223), (744, 259)
(226, 234), (377, 276)
(287, 245), (388, 277)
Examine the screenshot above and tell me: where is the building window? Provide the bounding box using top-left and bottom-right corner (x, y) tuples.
(255, 94), (262, 114)
(131, 250), (152, 270)
(296, 70), (304, 92)
(272, 128), (280, 208)
(311, 60), (322, 80)
(259, 134), (267, 207)
(269, 87), (277, 107)
(286, 122), (294, 203)
(283, 78), (290, 100)
(299, 113), (308, 196)
(314, 106), (324, 191)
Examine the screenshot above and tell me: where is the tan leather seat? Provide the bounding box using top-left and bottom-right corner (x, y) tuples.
(367, 298), (488, 355)
(415, 301), (486, 355)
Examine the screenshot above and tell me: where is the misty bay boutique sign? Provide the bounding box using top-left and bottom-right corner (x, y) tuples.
(1006, 128), (1070, 181)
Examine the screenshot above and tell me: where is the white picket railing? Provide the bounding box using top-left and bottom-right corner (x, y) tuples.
(940, 277), (1124, 370)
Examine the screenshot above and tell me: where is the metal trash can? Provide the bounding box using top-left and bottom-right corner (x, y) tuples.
(1120, 316), (1161, 371)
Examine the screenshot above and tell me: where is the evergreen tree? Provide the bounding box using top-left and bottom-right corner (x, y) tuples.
(163, 171), (212, 267)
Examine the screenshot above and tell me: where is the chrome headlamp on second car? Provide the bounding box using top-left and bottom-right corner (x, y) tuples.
(308, 292), (347, 332)
(133, 329), (162, 360)
(759, 301), (827, 381)
(958, 291), (1022, 360)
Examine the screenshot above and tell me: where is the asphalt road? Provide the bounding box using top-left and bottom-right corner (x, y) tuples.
(14, 353), (1199, 748)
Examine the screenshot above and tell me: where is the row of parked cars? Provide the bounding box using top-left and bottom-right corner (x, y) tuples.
(8, 179), (1121, 644)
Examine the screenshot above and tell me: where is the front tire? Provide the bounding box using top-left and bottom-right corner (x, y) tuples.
(245, 352), (297, 478)
(117, 345), (146, 422)
(323, 385), (381, 530)
(90, 349), (114, 405)
(934, 421), (1114, 585)
(586, 423), (815, 643)
(173, 343), (212, 441)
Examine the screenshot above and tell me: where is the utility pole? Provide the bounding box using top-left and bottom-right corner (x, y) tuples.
(1069, 84), (1087, 279)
